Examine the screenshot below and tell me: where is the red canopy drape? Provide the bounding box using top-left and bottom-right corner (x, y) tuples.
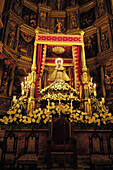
(35, 44), (46, 98)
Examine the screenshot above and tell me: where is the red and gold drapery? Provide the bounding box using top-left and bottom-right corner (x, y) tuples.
(35, 44), (47, 98)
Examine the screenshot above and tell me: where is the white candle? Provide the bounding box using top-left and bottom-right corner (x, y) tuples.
(48, 93), (50, 98)
(100, 101), (102, 106)
(27, 76), (29, 81)
(102, 97), (105, 104)
(21, 82), (24, 90)
(88, 98), (90, 104)
(94, 91), (97, 97)
(13, 96), (16, 102)
(22, 90), (24, 95)
(71, 93), (73, 97)
(94, 83), (96, 90)
(91, 77), (93, 85)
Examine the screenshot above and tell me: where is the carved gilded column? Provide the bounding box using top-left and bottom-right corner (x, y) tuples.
(106, 23), (113, 48)
(81, 32), (89, 100)
(0, 0), (5, 28)
(9, 66), (15, 96)
(68, 66), (71, 86)
(67, 13), (70, 30)
(77, 11), (80, 28)
(101, 66), (106, 98)
(97, 28), (101, 53)
(82, 43), (86, 68)
(4, 20), (10, 45)
(111, 0), (113, 14)
(15, 26), (20, 52)
(48, 12), (50, 30)
(44, 70), (47, 88)
(0, 63), (3, 87)
(32, 42), (37, 68)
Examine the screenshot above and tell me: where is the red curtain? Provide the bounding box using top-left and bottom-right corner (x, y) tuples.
(35, 44), (46, 98)
(37, 44), (43, 74)
(80, 46), (84, 98)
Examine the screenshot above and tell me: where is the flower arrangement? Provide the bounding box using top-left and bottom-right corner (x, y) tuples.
(40, 80), (78, 95)
(0, 92), (112, 129)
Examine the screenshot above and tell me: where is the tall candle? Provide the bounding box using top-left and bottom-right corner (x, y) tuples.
(21, 82), (24, 90)
(13, 96), (16, 102)
(102, 97), (105, 104)
(94, 83), (96, 90)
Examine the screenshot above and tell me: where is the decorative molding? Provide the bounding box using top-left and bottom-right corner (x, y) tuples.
(17, 58), (32, 69)
(38, 3), (51, 12)
(66, 28), (83, 35)
(35, 27), (50, 34)
(50, 10), (66, 18)
(87, 48), (113, 67)
(0, 17), (3, 29)
(20, 24), (35, 37)
(8, 10), (23, 25)
(0, 41), (3, 53)
(66, 5), (79, 13)
(35, 33), (84, 45)
(79, 1), (94, 14)
(23, 0), (37, 12)
(84, 26), (97, 37)
(45, 58), (73, 67)
(0, 42), (18, 65)
(94, 14), (110, 28)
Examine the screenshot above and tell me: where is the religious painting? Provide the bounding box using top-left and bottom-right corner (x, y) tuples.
(78, 0), (91, 6)
(49, 0), (67, 10)
(39, 11), (48, 29)
(101, 31), (109, 52)
(95, 0), (105, 19)
(104, 59), (113, 112)
(50, 18), (55, 33)
(54, 18), (65, 33)
(27, 0), (40, 5)
(12, 0), (22, 16)
(22, 6), (36, 28)
(69, 0), (76, 6)
(85, 33), (98, 59)
(18, 31), (34, 57)
(7, 27), (16, 50)
(104, 60), (113, 98)
(0, 61), (11, 96)
(80, 8), (95, 29)
(7, 21), (17, 50)
(69, 12), (77, 29)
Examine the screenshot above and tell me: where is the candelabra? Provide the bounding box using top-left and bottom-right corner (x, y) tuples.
(12, 71), (37, 116)
(88, 77), (97, 97)
(21, 73), (31, 97)
(84, 77), (97, 115)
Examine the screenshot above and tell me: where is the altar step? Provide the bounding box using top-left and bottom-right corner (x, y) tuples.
(77, 155), (90, 170)
(38, 154), (90, 170)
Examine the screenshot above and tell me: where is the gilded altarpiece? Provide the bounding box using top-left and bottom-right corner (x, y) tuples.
(22, 6), (36, 29)
(80, 8), (95, 29)
(85, 33), (98, 59)
(104, 60), (113, 112)
(18, 31), (34, 57)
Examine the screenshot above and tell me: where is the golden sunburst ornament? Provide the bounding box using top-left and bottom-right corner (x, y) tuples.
(52, 46), (65, 54)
